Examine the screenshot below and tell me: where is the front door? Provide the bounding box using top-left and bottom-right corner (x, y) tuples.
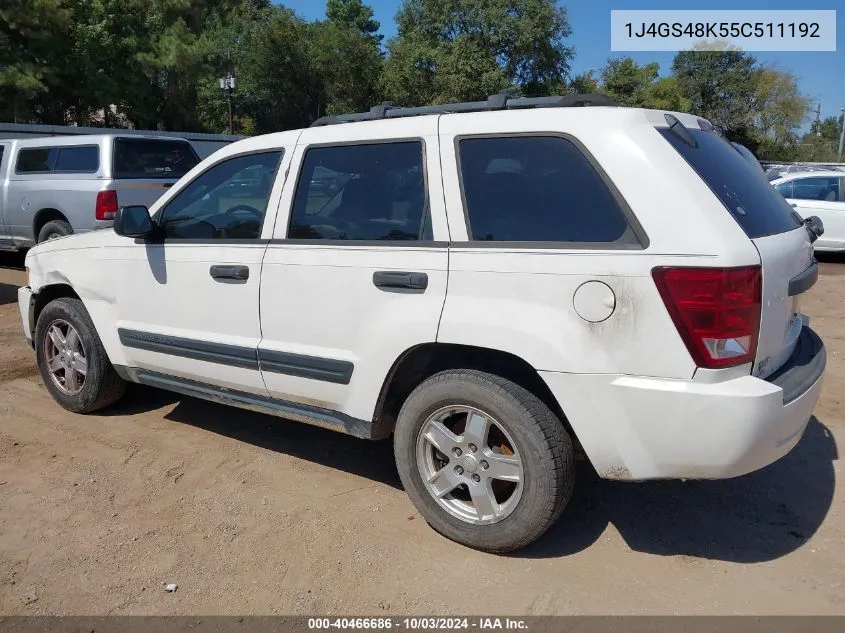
(114, 148), (288, 395)
(258, 120), (450, 424)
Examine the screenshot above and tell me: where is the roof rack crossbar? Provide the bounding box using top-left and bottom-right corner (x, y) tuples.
(310, 93), (616, 127)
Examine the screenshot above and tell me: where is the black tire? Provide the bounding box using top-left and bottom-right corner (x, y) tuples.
(35, 297), (126, 413)
(37, 219), (72, 243)
(394, 369), (574, 553)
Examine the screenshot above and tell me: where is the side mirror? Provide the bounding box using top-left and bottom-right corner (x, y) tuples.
(804, 216), (824, 243)
(114, 205), (153, 239)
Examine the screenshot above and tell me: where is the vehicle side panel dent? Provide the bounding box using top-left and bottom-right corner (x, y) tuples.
(28, 247), (128, 367)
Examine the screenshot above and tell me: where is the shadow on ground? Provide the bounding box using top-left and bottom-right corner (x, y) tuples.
(102, 386), (838, 563)
(0, 250), (26, 270)
(101, 384), (401, 490)
(0, 282), (18, 306)
(519, 416), (837, 563)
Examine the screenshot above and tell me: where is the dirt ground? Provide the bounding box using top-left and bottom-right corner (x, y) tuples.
(0, 250), (843, 616)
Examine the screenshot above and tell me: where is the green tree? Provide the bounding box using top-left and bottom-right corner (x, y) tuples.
(568, 71), (598, 95)
(813, 115), (843, 143)
(600, 57), (658, 106)
(381, 0), (574, 105)
(644, 76), (690, 112)
(752, 67), (810, 160)
(306, 0), (383, 117)
(326, 0), (382, 44)
(671, 49), (758, 141)
(798, 114), (844, 163)
(0, 0), (73, 123)
(197, 3), (319, 134)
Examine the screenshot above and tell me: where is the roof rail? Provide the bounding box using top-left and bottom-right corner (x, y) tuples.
(310, 92), (617, 127)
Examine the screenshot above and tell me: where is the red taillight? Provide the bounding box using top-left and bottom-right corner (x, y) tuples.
(652, 266), (762, 369)
(95, 190), (118, 221)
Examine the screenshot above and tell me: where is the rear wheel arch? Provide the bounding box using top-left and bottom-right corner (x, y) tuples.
(373, 342), (575, 443)
(33, 209), (71, 241)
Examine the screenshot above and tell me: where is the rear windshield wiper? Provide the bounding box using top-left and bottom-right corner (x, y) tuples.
(665, 114), (698, 148)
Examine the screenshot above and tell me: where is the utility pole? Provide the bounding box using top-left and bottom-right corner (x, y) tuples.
(814, 102), (821, 135)
(218, 45), (236, 135)
(219, 74), (236, 135)
(838, 107), (845, 163)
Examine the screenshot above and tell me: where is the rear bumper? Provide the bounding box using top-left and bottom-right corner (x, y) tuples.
(540, 326), (825, 480)
(18, 286), (34, 349)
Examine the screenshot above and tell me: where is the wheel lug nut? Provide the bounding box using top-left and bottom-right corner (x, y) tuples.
(468, 443), (477, 453)
(453, 447), (462, 457)
(480, 460), (489, 470)
(472, 474), (481, 483)
(455, 466), (464, 475)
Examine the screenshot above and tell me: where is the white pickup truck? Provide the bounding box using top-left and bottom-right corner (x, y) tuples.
(18, 95), (826, 552)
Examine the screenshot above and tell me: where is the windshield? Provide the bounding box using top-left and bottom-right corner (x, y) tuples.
(112, 138), (200, 179)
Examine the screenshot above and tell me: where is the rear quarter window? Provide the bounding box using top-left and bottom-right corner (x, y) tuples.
(457, 135), (642, 246)
(659, 127), (802, 239)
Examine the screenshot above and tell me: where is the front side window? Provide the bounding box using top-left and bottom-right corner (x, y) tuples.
(288, 141), (429, 241)
(791, 177), (841, 203)
(457, 136), (634, 244)
(158, 151), (282, 240)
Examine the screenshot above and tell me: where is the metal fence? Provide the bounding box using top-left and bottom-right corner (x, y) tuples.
(0, 122), (245, 158)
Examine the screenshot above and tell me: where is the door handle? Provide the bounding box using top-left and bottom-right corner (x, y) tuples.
(210, 265), (249, 281)
(372, 271), (428, 290)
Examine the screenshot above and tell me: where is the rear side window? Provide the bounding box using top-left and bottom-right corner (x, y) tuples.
(791, 176), (842, 202)
(289, 141), (429, 241)
(54, 146), (99, 172)
(457, 136), (636, 244)
(112, 138), (200, 179)
(659, 127), (802, 239)
(16, 148), (57, 173)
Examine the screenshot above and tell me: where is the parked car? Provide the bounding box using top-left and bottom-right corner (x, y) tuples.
(765, 163), (845, 182)
(0, 134), (200, 251)
(771, 171), (844, 252)
(18, 95), (826, 553)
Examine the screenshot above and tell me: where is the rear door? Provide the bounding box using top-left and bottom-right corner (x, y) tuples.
(109, 137), (200, 209)
(258, 118), (449, 424)
(659, 123), (813, 378)
(779, 175), (845, 251)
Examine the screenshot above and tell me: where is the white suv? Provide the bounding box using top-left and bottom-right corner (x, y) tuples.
(17, 95), (827, 553)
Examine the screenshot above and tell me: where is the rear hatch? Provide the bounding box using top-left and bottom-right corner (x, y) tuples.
(110, 137), (200, 208)
(659, 116), (815, 378)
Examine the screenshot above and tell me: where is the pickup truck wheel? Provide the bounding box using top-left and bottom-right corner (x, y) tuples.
(35, 297), (126, 413)
(394, 369), (574, 553)
(37, 220), (72, 243)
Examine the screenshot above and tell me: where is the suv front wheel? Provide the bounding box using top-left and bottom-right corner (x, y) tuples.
(394, 369), (574, 552)
(35, 297), (126, 413)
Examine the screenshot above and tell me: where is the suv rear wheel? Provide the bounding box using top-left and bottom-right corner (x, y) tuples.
(35, 297), (126, 413)
(394, 369), (574, 552)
